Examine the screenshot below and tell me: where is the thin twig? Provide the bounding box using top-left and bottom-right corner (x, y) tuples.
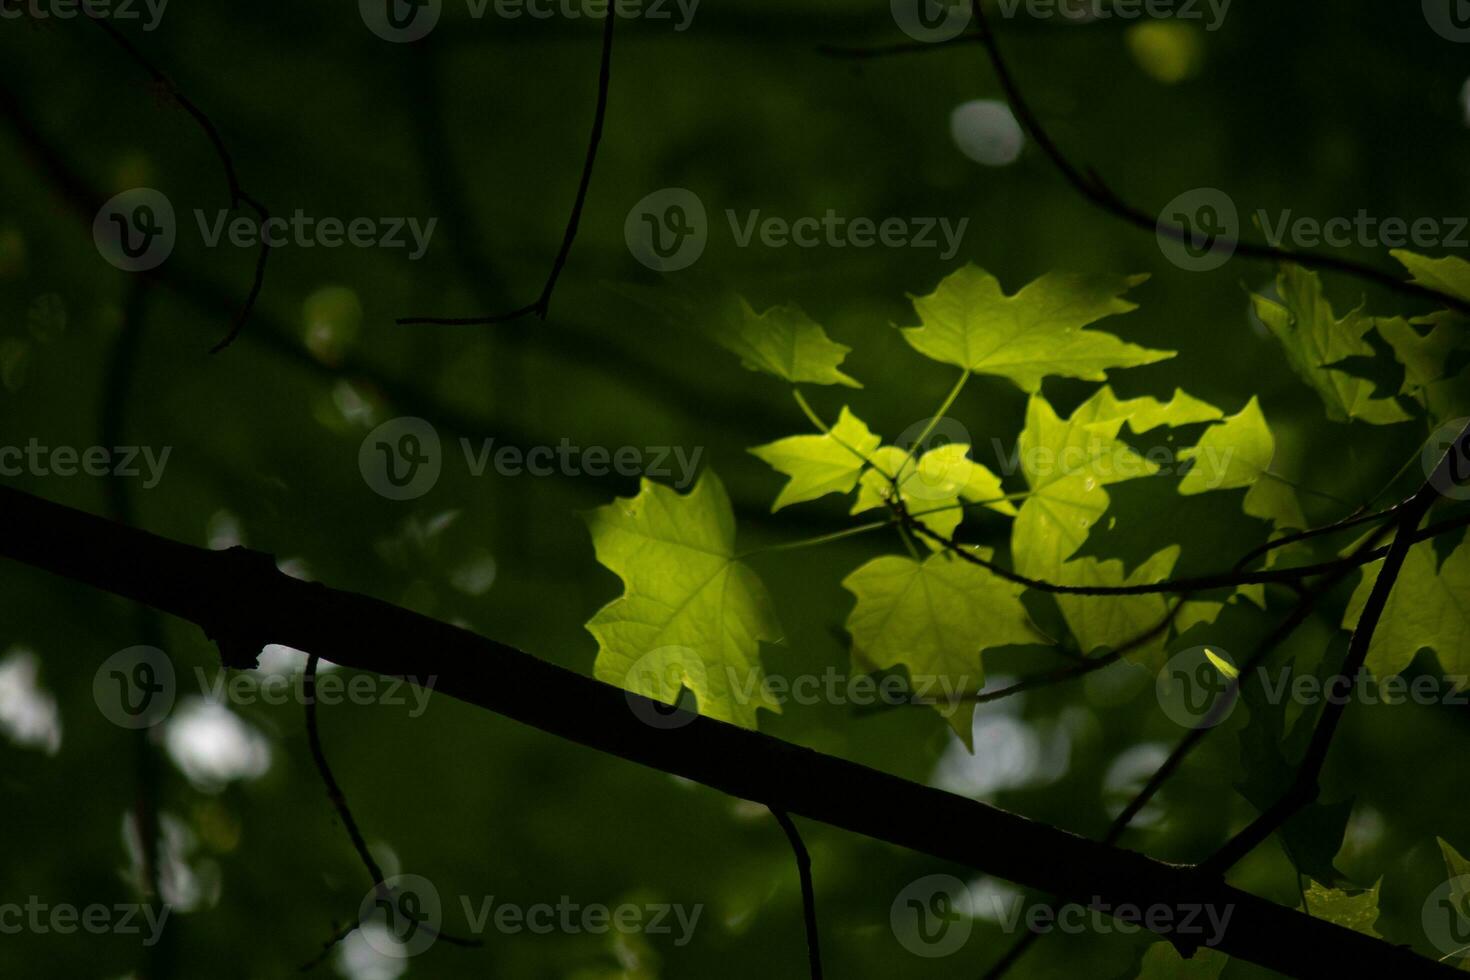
(398, 11), (615, 326)
(965, 0), (1470, 318)
(1203, 426), (1470, 874)
(772, 809), (823, 980)
(85, 14), (270, 351)
(1231, 503), (1396, 571)
(301, 655), (481, 968)
(304, 654), (388, 886)
(982, 489), (1416, 977)
(896, 502), (1464, 597)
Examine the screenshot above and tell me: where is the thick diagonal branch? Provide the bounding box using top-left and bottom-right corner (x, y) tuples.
(0, 484), (1457, 979)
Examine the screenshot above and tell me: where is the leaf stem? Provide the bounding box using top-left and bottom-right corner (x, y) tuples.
(792, 388), (830, 434)
(895, 369), (971, 484)
(736, 520), (893, 559)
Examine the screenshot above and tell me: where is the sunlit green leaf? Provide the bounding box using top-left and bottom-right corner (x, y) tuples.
(584, 472), (783, 728)
(715, 298), (860, 387)
(749, 407), (880, 511)
(900, 265), (1172, 392)
(843, 549), (1043, 743)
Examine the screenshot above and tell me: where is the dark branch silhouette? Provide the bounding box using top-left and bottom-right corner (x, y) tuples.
(1204, 435), (1466, 874)
(299, 654), (481, 969)
(0, 483), (1459, 979)
(772, 809), (823, 980)
(895, 499), (1470, 597)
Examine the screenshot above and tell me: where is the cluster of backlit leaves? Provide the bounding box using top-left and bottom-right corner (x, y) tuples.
(581, 254), (1470, 906)
(585, 264), (1300, 735)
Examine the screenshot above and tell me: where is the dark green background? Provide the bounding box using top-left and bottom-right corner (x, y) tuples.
(1, 2), (1468, 977)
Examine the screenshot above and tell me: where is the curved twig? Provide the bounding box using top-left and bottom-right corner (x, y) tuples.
(398, 11), (615, 326)
(86, 15), (270, 351)
(965, 0), (1470, 318)
(772, 809), (823, 980)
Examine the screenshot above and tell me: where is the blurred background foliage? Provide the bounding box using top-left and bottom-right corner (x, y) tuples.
(1, 1), (1469, 977)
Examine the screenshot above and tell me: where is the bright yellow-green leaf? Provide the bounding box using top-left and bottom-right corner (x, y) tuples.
(1178, 397), (1272, 494)
(842, 549), (1043, 743)
(1011, 388), (1213, 662)
(715, 298), (860, 388)
(1134, 942), (1229, 979)
(1251, 265), (1411, 425)
(900, 265), (1173, 392)
(1393, 249), (1470, 305)
(749, 407), (880, 511)
(851, 443), (1016, 547)
(1434, 839), (1470, 970)
(1204, 648), (1238, 681)
(1101, 388), (1224, 432)
(1378, 316), (1457, 392)
(1344, 538), (1470, 685)
(583, 472), (783, 728)
(1442, 838), (1470, 880)
(1302, 880), (1381, 938)
(1178, 397), (1305, 531)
